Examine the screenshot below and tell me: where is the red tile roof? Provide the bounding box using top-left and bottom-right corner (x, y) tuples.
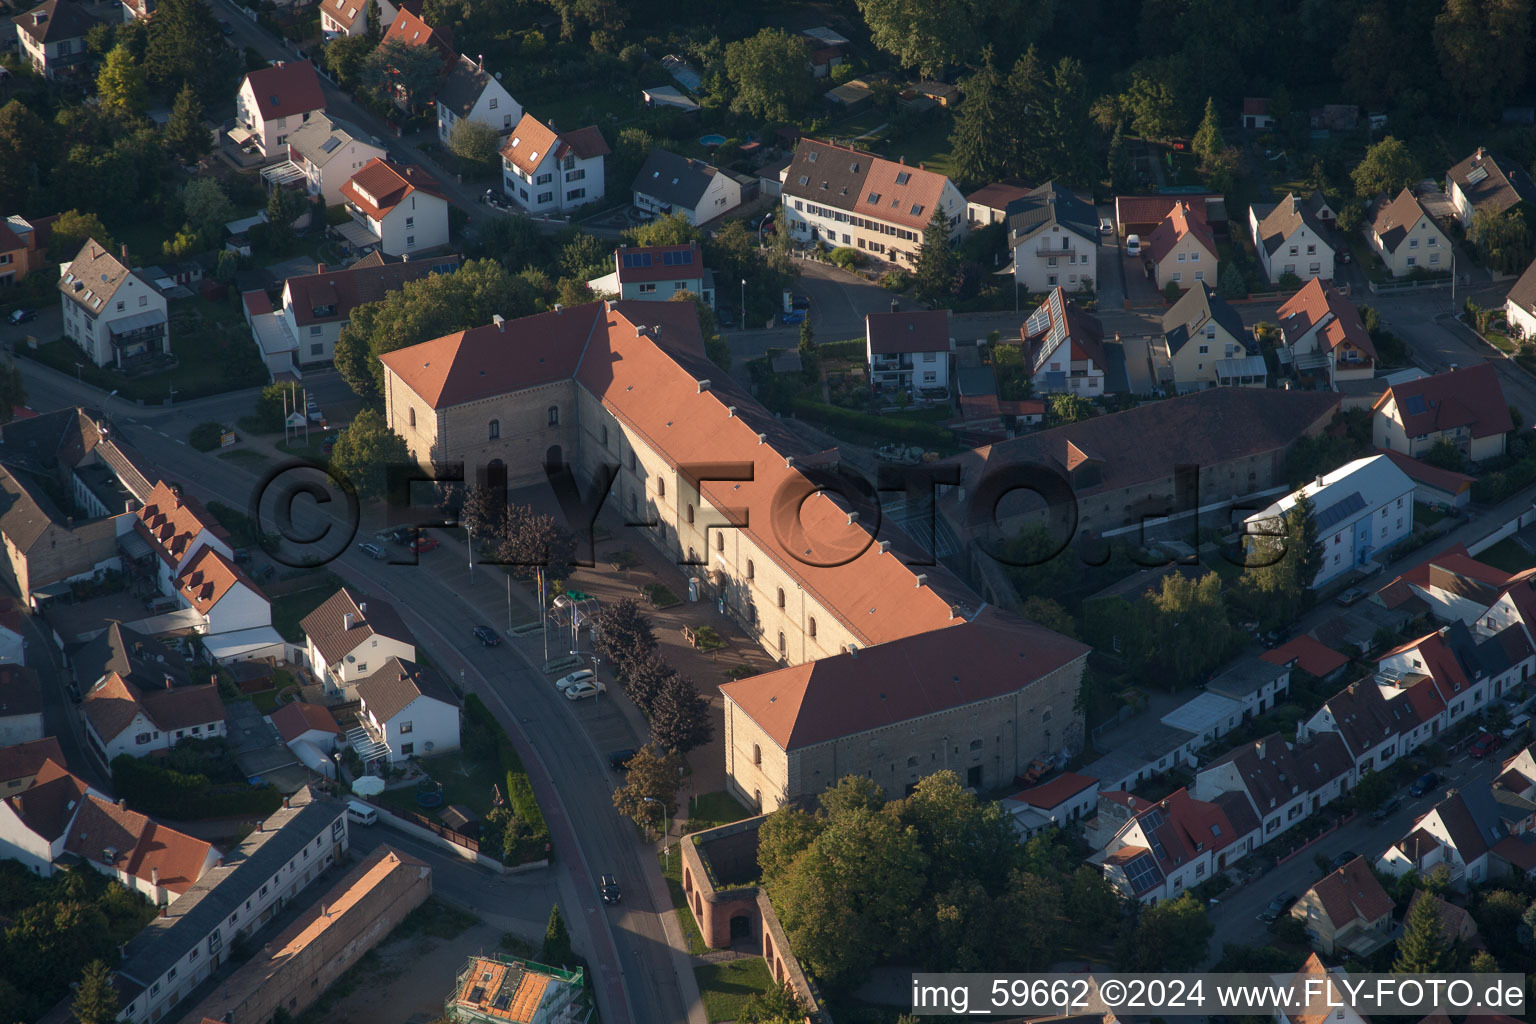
(1010, 771), (1097, 810)
(500, 114), (608, 175)
(1145, 201), (1216, 265)
(1306, 855), (1394, 929)
(285, 255), (458, 327)
(1375, 362), (1513, 441)
(135, 480), (227, 568)
(1370, 188), (1437, 254)
(5, 759), (90, 842)
(1114, 193), (1226, 230)
(299, 588), (415, 666)
(382, 7), (453, 60)
(176, 545), (264, 615)
(270, 701), (341, 743)
(84, 672), (225, 741)
(341, 159), (445, 220)
(1374, 448), (1474, 496)
(866, 309), (950, 354)
(242, 290), (273, 317)
(0, 735), (65, 783)
(1261, 635), (1348, 678)
(63, 792), (213, 894)
(611, 242), (705, 285)
(241, 61), (326, 123)
(853, 154), (951, 231)
(1277, 278), (1376, 363)
(966, 180), (1035, 212)
(560, 124), (610, 161)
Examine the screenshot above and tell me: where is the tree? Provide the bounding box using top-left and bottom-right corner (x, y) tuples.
(366, 0), (383, 38)
(647, 674), (713, 753)
(740, 983), (809, 1024)
(1396, 889), (1449, 972)
(611, 744), (686, 829)
(263, 186), (309, 251)
(1119, 892), (1211, 970)
(1468, 949), (1499, 972)
(163, 84), (210, 165)
(1242, 494), (1321, 625)
(0, 100), (49, 208)
(182, 179), (233, 238)
(364, 37), (446, 114)
(1434, 0), (1530, 118)
(96, 43), (148, 119)
(325, 34), (376, 92)
(1020, 596), (1077, 638)
(819, 775), (886, 817)
(1421, 436), (1466, 472)
(335, 259), (542, 402)
(592, 599), (657, 677)
(618, 648), (676, 713)
(912, 207), (958, 304)
(1123, 64), (1184, 141)
(1163, 280), (1183, 303)
(724, 29), (813, 121)
(1107, 125), (1134, 193)
(144, 0), (231, 94)
(47, 210), (114, 262)
(628, 212), (699, 248)
(327, 408), (410, 501)
(448, 118), (500, 171)
(1040, 57), (1095, 184)
(1351, 137), (1419, 199)
(949, 48), (1011, 186)
(1192, 97), (1224, 166)
(541, 904), (574, 966)
(1005, 46), (1049, 180)
(71, 960), (119, 1024)
(489, 504), (576, 580)
(756, 806), (825, 887)
(1472, 206), (1536, 275)
(855, 0), (1039, 78)
(0, 358), (26, 428)
(1219, 262), (1247, 299)
(1049, 393), (1094, 424)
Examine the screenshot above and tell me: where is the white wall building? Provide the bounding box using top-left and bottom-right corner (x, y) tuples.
(436, 55), (521, 143)
(354, 658), (460, 763)
(340, 159), (450, 258)
(300, 588), (416, 695)
(234, 61), (326, 159)
(1006, 182), (1099, 294)
(58, 240), (169, 369)
(632, 148), (746, 226)
(500, 113), (609, 216)
(283, 116), (388, 205)
(1250, 194), (1335, 284)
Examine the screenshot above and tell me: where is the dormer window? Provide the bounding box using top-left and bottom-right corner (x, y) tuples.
(895, 172), (911, 185)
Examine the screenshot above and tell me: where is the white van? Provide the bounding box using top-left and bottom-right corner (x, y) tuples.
(1125, 234), (1141, 257)
(346, 799), (378, 826)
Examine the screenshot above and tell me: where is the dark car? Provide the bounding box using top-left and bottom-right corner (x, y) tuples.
(218, 19), (234, 34)
(1328, 850), (1359, 872)
(410, 536), (440, 554)
(600, 874), (621, 904)
(1469, 732), (1499, 758)
(1259, 629), (1289, 649)
(1409, 772), (1440, 797)
(1335, 586), (1368, 607)
(1259, 893), (1295, 923)
(607, 748), (636, 772)
(473, 625), (501, 646)
(6, 309), (35, 325)
(358, 542), (386, 560)
(1370, 796), (1403, 823)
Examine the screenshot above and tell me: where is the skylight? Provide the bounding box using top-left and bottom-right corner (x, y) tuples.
(895, 172), (911, 185)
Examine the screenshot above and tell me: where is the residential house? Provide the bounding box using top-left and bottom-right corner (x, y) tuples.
(1367, 188), (1452, 278)
(1277, 278), (1377, 385)
(1020, 286), (1107, 396)
(1505, 257), (1536, 339)
(1003, 772), (1099, 838)
(70, 621), (193, 698)
(1245, 455), (1416, 588)
(0, 736), (66, 793)
(1145, 201), (1218, 290)
(1191, 731), (1355, 843)
(1159, 692), (1246, 753)
(1096, 787), (1259, 904)
(0, 215), (47, 287)
(0, 758), (101, 873)
(1372, 363), (1512, 463)
(235, 61), (326, 160)
(280, 115), (388, 205)
(299, 588), (415, 696)
(1153, 283), (1257, 392)
(0, 665), (42, 746)
(1241, 98), (1274, 130)
(110, 789), (348, 1024)
(58, 239), (169, 368)
(379, 9), (454, 110)
(352, 657), (459, 765)
(1378, 787), (1512, 887)
(340, 158), (450, 257)
(134, 480), (233, 596)
(319, 0), (400, 37)
(173, 544), (280, 663)
(500, 113), (609, 215)
(1375, 448), (1475, 509)
(11, 0), (96, 80)
(1278, 955), (1373, 1024)
(1291, 856), (1396, 955)
(631, 148), (745, 226)
(1375, 544), (1511, 626)
(0, 406), (156, 520)
(1081, 720), (1200, 793)
(119, 0), (153, 21)
(436, 54), (521, 143)
(1445, 148), (1536, 229)
(799, 26), (848, 78)
(264, 252), (461, 368)
(1406, 888), (1480, 947)
(1115, 194), (1227, 240)
(966, 180), (1035, 226)
(82, 672), (225, 766)
(1006, 182), (1098, 293)
(865, 309), (952, 398)
(1375, 621), (1523, 738)
(1297, 678), (1421, 779)
(640, 85), (700, 115)
(1249, 193), (1335, 284)
(779, 137), (966, 268)
(269, 701), (341, 754)
(63, 791), (219, 905)
(445, 954), (586, 1024)
(584, 242), (713, 308)
(1205, 655), (1291, 719)
(0, 463), (128, 606)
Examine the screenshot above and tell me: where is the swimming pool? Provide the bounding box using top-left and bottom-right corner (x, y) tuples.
(699, 134), (726, 147)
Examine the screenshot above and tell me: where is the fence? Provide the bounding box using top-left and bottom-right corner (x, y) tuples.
(1367, 276), (1453, 294)
(368, 798), (505, 873)
(1467, 504), (1536, 556)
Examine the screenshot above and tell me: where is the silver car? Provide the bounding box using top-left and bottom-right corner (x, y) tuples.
(564, 679), (607, 700)
(555, 668), (596, 691)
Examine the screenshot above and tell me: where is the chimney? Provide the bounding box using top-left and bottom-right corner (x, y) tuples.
(1316, 475), (1324, 489)
(256, 819), (264, 833)
(898, 155), (905, 165)
(726, 406), (737, 418)
(316, 263), (325, 274)
(120, 244), (129, 264)
(118, 797), (126, 809)
(554, 303), (563, 313)
(697, 379), (712, 393)
(914, 573), (928, 588)
(343, 612), (355, 631)
(757, 432), (767, 445)
(493, 314), (505, 331)
(1439, 625), (1450, 638)
(785, 456), (795, 468)
(358, 601), (367, 614)
(477, 53), (484, 68)
(879, 540), (890, 553)
(151, 866), (159, 886)
(846, 512), (859, 525)
(161, 903), (168, 917)
(283, 795), (291, 809)
(890, 299), (899, 313)
(164, 674), (174, 690)
(1477, 146), (1486, 162)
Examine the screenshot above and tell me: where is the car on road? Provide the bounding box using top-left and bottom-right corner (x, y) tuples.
(409, 535), (439, 554)
(219, 19), (233, 33)
(1469, 731), (1499, 758)
(1409, 772), (1440, 797)
(1259, 893), (1295, 922)
(376, 526), (410, 545)
(600, 874), (621, 904)
(781, 309), (806, 325)
(321, 434), (336, 453)
(1370, 796), (1403, 823)
(6, 309), (35, 325)
(1335, 587), (1368, 607)
(1338, 249), (1352, 265)
(1328, 850), (1359, 872)
(607, 748), (636, 771)
(556, 668), (596, 691)
(473, 625), (501, 646)
(359, 542), (386, 560)
(564, 678), (607, 700)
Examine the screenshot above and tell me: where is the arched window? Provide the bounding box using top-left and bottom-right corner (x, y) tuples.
(752, 743), (761, 766)
(657, 477), (665, 497)
(777, 588), (785, 610)
(547, 406), (559, 426)
(777, 631), (786, 654)
(487, 419), (500, 440)
(686, 504), (694, 524)
(808, 616), (817, 638)
(715, 533), (724, 552)
(407, 408), (416, 428)
(746, 560), (754, 579)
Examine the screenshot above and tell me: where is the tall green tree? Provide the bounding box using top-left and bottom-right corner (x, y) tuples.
(163, 84), (210, 165)
(1241, 493), (1320, 624)
(541, 904), (574, 966)
(47, 210), (114, 262)
(740, 983), (809, 1024)
(71, 961), (119, 1024)
(1123, 64), (1184, 141)
(144, 0), (230, 94)
(447, 118), (500, 171)
(325, 34), (377, 92)
(96, 43), (148, 119)
(1049, 393), (1094, 424)
(1396, 890), (1449, 972)
(1434, 0), (1530, 118)
(1119, 892), (1212, 970)
(1472, 206), (1536, 274)
(1351, 136), (1419, 198)
(183, 179), (234, 238)
(854, 0), (1049, 78)
(912, 207), (958, 304)
(611, 744), (686, 828)
(949, 47), (1011, 186)
(364, 38), (446, 113)
(1042, 57), (1094, 183)
(648, 674), (713, 753)
(327, 408), (411, 501)
(0, 100), (49, 208)
(0, 357), (28, 427)
(724, 29), (813, 121)
(1192, 97), (1225, 165)
(628, 211), (700, 248)
(1005, 46), (1048, 180)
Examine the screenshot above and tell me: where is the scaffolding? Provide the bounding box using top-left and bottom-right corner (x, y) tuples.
(445, 952), (589, 1024)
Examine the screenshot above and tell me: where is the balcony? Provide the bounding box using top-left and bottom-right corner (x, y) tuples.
(870, 353), (914, 371)
(1035, 242), (1077, 256)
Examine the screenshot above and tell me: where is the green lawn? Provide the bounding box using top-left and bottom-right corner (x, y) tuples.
(879, 115), (956, 180)
(1415, 501), (1450, 527)
(216, 449), (271, 470)
(1485, 329), (1516, 353)
(276, 438), (333, 463)
(527, 87), (635, 135)
(660, 845), (711, 955)
(376, 750), (503, 819)
(685, 790), (754, 835)
(1475, 538), (1535, 574)
(247, 688), (281, 714)
(694, 958), (776, 1022)
(270, 579), (342, 643)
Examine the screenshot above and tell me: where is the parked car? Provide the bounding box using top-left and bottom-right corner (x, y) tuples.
(409, 536), (439, 554)
(1370, 796), (1403, 823)
(1259, 628), (1289, 649)
(556, 668), (596, 691)
(1124, 234), (1141, 256)
(781, 309), (806, 325)
(1409, 772), (1440, 797)
(600, 874), (621, 904)
(1338, 249), (1352, 265)
(219, 19), (233, 33)
(358, 542), (386, 560)
(1469, 732), (1499, 758)
(564, 679), (607, 700)
(6, 309), (36, 325)
(1328, 850), (1359, 872)
(1501, 713), (1532, 741)
(1335, 587), (1368, 607)
(607, 748), (636, 771)
(1259, 893), (1295, 922)
(473, 625), (501, 647)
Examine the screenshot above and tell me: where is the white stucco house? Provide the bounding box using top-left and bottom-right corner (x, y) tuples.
(1505, 257), (1536, 340)
(300, 588), (416, 696)
(631, 148), (746, 226)
(234, 60), (326, 160)
(585, 241), (714, 307)
(82, 674), (227, 766)
(1366, 188), (1451, 278)
(319, 0), (400, 38)
(1245, 455), (1415, 589)
(500, 113), (609, 215)
(1021, 286), (1108, 396)
(282, 115), (388, 205)
(865, 309), (952, 397)
(354, 658), (460, 764)
(58, 239), (169, 369)
(0, 759), (103, 874)
(339, 158), (450, 257)
(10, 0), (95, 81)
(1006, 182), (1099, 294)
(436, 54), (521, 143)
(134, 481), (234, 596)
(1249, 193), (1335, 284)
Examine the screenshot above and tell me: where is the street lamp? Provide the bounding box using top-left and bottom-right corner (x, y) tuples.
(740, 278), (746, 331)
(644, 796), (668, 869)
(466, 523), (474, 580)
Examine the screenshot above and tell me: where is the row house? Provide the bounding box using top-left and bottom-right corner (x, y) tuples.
(1376, 619), (1534, 734)
(1190, 730), (1355, 843)
(1297, 678), (1421, 779)
(1096, 787), (1261, 904)
(1377, 781), (1536, 888)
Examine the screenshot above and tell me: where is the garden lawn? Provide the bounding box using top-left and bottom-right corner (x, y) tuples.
(248, 688), (281, 714)
(685, 790), (753, 834)
(879, 116), (957, 180)
(270, 580), (341, 643)
(376, 751), (502, 819)
(694, 958), (776, 1022)
(1475, 537), (1535, 574)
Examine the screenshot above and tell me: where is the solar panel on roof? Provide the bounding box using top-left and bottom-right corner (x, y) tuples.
(662, 250), (693, 266)
(320, 136), (342, 154)
(1404, 394), (1427, 415)
(1314, 491), (1368, 532)
(621, 253), (653, 268)
(1123, 852), (1161, 892)
(1141, 808), (1165, 830)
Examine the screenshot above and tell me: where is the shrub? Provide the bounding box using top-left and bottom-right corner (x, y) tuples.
(111, 754), (283, 819)
(879, 268), (912, 291)
(189, 421), (228, 451)
(827, 246), (862, 270)
(789, 398), (953, 448)
(816, 338), (867, 360)
(462, 694), (549, 858)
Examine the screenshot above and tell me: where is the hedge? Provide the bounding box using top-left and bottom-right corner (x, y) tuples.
(816, 338), (866, 360)
(464, 693), (550, 847)
(112, 754), (284, 819)
(789, 397), (954, 448)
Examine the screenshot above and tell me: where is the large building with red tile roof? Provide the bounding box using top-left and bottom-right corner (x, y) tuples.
(380, 300), (1087, 810)
(340, 158), (450, 258)
(235, 61), (326, 158)
(63, 791), (219, 905)
(0, 758), (100, 873)
(499, 111), (609, 216)
(1262, 634), (1350, 681)
(1373, 362), (1512, 463)
(779, 137), (966, 270)
(273, 252), (462, 366)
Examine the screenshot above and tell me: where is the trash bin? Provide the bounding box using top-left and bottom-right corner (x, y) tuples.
(688, 577), (700, 602)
